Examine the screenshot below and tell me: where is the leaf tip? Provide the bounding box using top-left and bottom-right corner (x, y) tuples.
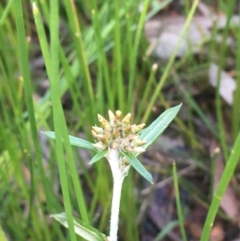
(149, 176), (154, 184)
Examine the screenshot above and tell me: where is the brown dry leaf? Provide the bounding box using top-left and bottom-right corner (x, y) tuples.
(209, 63), (236, 105)
(210, 140), (240, 225)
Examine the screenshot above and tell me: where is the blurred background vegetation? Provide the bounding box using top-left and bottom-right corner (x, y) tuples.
(1, 0), (240, 240)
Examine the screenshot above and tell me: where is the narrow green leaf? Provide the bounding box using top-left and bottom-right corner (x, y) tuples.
(42, 131), (96, 151)
(51, 213), (106, 241)
(123, 152), (153, 184)
(0, 0), (14, 26)
(200, 130), (240, 241)
(154, 220), (178, 241)
(145, 0), (174, 21)
(0, 151), (13, 185)
(172, 162), (187, 241)
(89, 149), (107, 165)
(140, 104), (182, 149)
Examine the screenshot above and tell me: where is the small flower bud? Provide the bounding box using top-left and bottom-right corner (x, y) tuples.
(124, 146), (133, 152)
(112, 128), (119, 138)
(91, 130), (98, 138)
(122, 156), (130, 165)
(124, 125), (132, 133)
(92, 126), (104, 134)
(97, 134), (107, 143)
(93, 142), (106, 150)
(108, 110), (115, 122)
(119, 159), (129, 170)
(104, 130), (111, 138)
(134, 147), (145, 153)
(97, 114), (109, 128)
(134, 139), (146, 146)
(133, 123), (145, 133)
(127, 134), (137, 141)
(122, 113), (131, 124)
(115, 110), (122, 120)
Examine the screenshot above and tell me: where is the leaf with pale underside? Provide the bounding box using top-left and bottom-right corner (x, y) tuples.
(42, 131), (96, 151)
(123, 152), (153, 184)
(140, 104), (182, 149)
(51, 213), (106, 241)
(90, 149), (107, 165)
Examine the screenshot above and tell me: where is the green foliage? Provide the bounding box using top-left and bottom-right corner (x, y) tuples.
(51, 213), (106, 241)
(123, 152), (153, 184)
(1, 0), (240, 240)
(140, 104), (182, 149)
(172, 162), (187, 241)
(43, 131), (96, 151)
(45, 104), (181, 185)
(200, 131), (240, 240)
(0, 227), (8, 241)
(89, 150), (107, 165)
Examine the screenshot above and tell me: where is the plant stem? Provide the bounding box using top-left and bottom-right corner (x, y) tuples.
(200, 131), (240, 241)
(110, 173), (124, 241)
(107, 149), (129, 241)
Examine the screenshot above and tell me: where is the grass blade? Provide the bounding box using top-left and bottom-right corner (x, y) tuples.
(142, 0), (200, 122)
(172, 162), (187, 241)
(200, 131), (240, 241)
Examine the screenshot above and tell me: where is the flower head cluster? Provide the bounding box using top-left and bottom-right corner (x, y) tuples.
(92, 110), (146, 154)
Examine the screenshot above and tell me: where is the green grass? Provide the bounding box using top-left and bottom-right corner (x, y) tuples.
(1, 0), (240, 240)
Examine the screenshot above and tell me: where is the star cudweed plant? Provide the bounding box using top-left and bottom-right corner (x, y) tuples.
(43, 104), (182, 241)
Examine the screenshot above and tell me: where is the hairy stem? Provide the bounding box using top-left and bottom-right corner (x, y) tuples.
(110, 173), (124, 241)
(107, 149), (129, 241)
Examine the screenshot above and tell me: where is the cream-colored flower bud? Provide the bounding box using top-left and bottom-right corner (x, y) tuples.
(134, 147), (145, 153)
(133, 123), (145, 133)
(124, 125), (132, 133)
(93, 142), (106, 150)
(91, 130), (98, 138)
(104, 130), (111, 138)
(124, 146), (133, 152)
(92, 126), (104, 134)
(112, 128), (119, 138)
(122, 113), (131, 124)
(127, 134), (138, 141)
(134, 139), (146, 146)
(115, 110), (122, 120)
(98, 135), (108, 143)
(97, 114), (109, 128)
(108, 110), (115, 122)
(122, 156), (130, 165)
